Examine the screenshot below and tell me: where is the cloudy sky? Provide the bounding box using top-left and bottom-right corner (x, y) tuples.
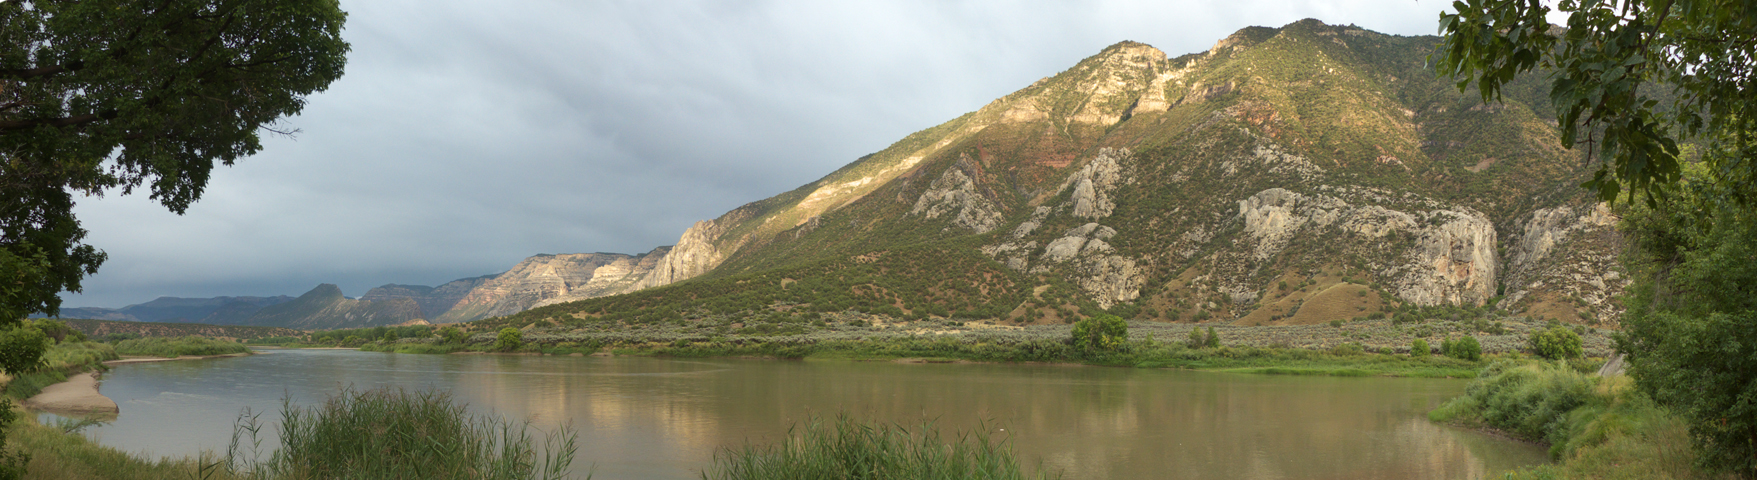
(63, 0), (1462, 308)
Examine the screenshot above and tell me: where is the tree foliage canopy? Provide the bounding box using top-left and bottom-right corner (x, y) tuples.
(0, 0), (350, 321)
(1438, 1), (1757, 476)
(1436, 0), (1756, 204)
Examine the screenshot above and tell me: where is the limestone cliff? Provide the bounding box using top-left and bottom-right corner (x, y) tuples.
(435, 253), (654, 323)
(1501, 203), (1627, 325)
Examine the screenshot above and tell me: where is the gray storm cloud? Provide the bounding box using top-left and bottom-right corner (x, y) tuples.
(62, 0), (1450, 307)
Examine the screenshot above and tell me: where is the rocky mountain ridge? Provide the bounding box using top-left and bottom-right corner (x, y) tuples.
(47, 19), (1629, 330)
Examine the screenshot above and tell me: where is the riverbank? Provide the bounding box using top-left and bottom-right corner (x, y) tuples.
(355, 334), (1514, 378)
(1428, 361), (1714, 479)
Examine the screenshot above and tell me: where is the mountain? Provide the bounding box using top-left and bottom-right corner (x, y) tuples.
(484, 19), (1627, 329)
(433, 249), (670, 323)
(32, 295), (295, 323)
(237, 284), (423, 330)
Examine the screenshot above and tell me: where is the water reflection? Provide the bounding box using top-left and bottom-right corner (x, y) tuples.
(60, 349), (1545, 479)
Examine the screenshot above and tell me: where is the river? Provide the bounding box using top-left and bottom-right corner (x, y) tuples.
(56, 349), (1545, 479)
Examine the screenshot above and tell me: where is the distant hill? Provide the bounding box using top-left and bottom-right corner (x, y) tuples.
(33, 295), (294, 323)
(238, 284), (423, 330)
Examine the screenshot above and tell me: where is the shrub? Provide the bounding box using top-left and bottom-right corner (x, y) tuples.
(1070, 314), (1128, 354)
(1205, 327), (1220, 348)
(1411, 338), (1430, 358)
(1528, 325), (1583, 360)
(439, 326), (467, 345)
(1446, 336), (1482, 361)
(1330, 343), (1364, 356)
(495, 328), (523, 352)
(1186, 327), (1205, 348)
(0, 327), (48, 375)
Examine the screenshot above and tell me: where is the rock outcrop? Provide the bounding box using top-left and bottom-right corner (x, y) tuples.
(1501, 203), (1627, 324)
(1232, 187), (1497, 307)
(910, 155), (1003, 233)
(435, 253), (650, 323)
(633, 220), (727, 290)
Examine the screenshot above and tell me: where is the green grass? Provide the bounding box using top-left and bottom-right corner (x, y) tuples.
(4, 341), (121, 399)
(112, 336), (251, 358)
(8, 411), (239, 480)
(1429, 362), (1713, 479)
(703, 414), (1052, 480)
(228, 387), (578, 480)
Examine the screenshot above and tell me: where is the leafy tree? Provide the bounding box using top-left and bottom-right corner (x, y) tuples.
(0, 0), (351, 321)
(1437, 0), (1755, 205)
(0, 326), (47, 375)
(1528, 325), (1583, 360)
(1187, 327), (1205, 348)
(1449, 336), (1483, 361)
(1205, 326), (1219, 348)
(1071, 314), (1128, 354)
(439, 326), (466, 345)
(1411, 338), (1430, 358)
(1440, 2), (1756, 476)
(495, 328), (523, 352)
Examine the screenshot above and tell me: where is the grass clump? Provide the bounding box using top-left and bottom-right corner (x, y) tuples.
(703, 414), (1051, 480)
(113, 336), (251, 358)
(1430, 361), (1710, 479)
(229, 387), (577, 480)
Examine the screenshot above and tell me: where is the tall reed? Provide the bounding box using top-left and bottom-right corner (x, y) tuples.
(702, 414), (1051, 480)
(229, 387), (578, 480)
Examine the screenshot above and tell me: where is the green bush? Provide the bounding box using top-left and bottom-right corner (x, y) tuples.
(1528, 325), (1583, 360)
(439, 326), (467, 345)
(1186, 327), (1205, 348)
(1441, 336), (1482, 361)
(1429, 361), (1601, 453)
(1411, 338), (1430, 358)
(1206, 327), (1220, 348)
(1070, 314), (1128, 354)
(495, 328), (523, 352)
(0, 327), (48, 375)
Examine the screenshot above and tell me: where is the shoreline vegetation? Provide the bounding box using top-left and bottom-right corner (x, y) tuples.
(255, 314), (1620, 379)
(1427, 361), (1715, 480)
(6, 329), (1714, 479)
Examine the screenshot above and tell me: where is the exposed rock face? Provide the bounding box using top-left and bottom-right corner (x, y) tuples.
(1501, 203), (1627, 324)
(910, 156), (1003, 233)
(436, 253), (637, 323)
(1061, 148), (1129, 218)
(983, 149), (1145, 308)
(1233, 188), (1497, 307)
(634, 220), (726, 290)
(533, 246), (673, 308)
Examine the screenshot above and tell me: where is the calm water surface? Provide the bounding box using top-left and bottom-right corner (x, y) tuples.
(62, 349), (1546, 479)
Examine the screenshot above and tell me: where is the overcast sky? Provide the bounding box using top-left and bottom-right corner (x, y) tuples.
(62, 0), (1463, 308)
